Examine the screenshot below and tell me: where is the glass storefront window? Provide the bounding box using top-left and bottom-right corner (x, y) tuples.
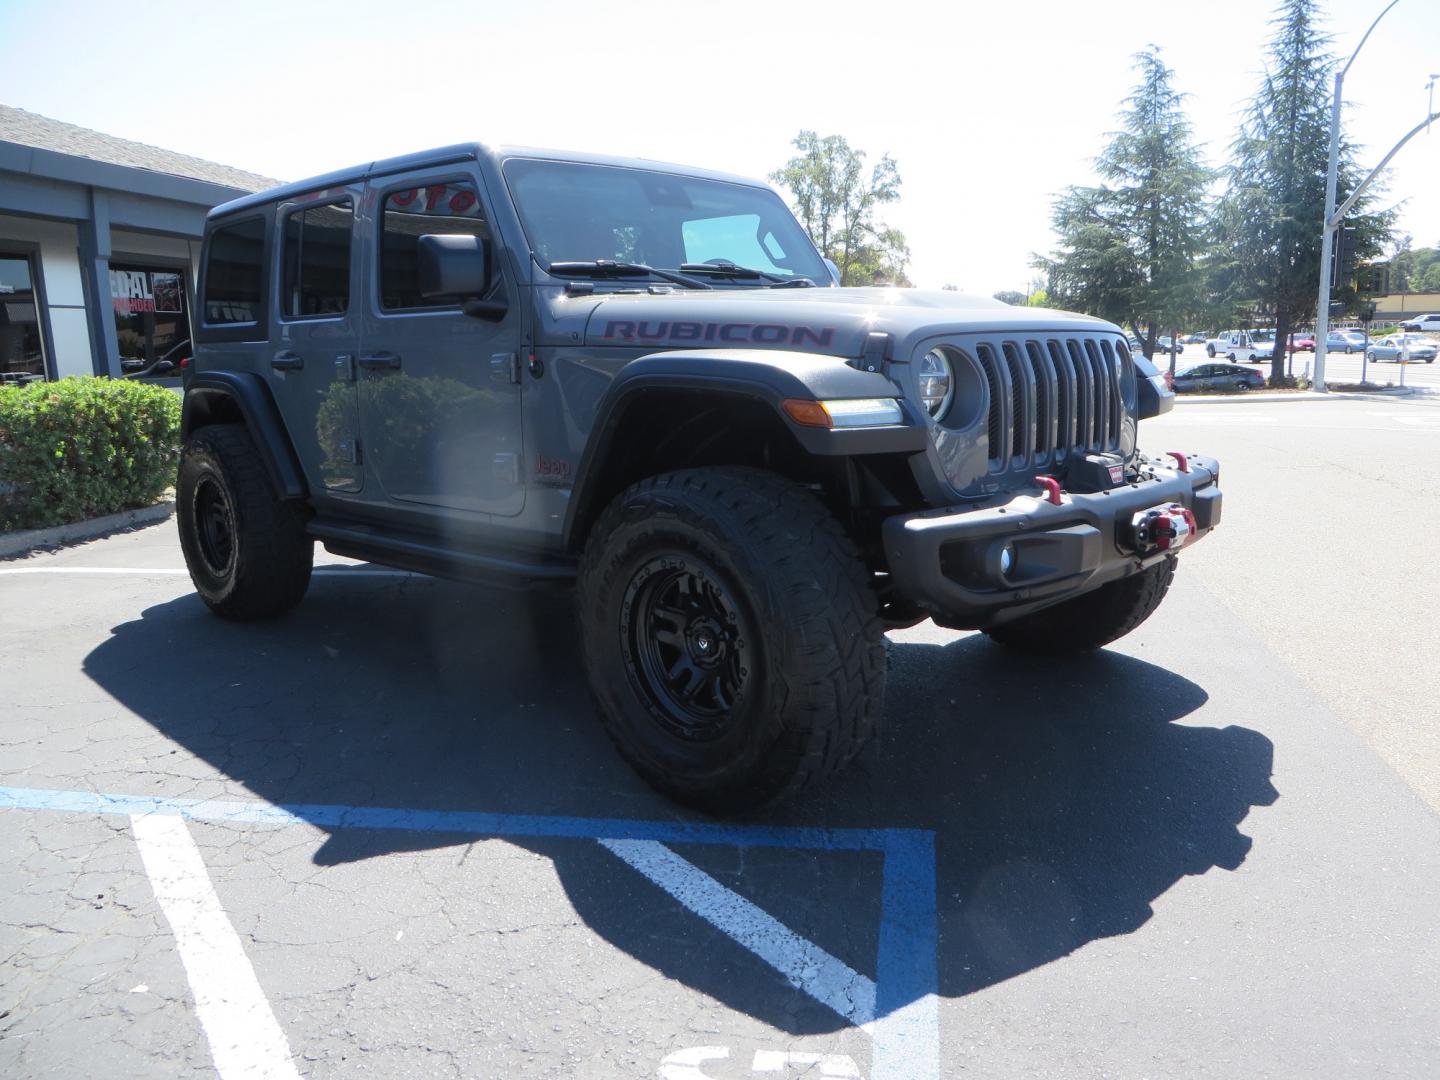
(0, 255), (47, 385)
(110, 263), (192, 380)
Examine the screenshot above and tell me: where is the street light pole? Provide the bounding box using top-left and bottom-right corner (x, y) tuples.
(1313, 0), (1401, 394)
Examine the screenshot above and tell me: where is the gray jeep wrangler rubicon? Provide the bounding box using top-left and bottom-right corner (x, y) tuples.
(178, 144), (1221, 813)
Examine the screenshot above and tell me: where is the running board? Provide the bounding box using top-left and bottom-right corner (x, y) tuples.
(306, 520), (576, 586)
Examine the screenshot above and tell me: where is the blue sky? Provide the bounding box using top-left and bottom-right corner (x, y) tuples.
(2, 0), (1436, 293)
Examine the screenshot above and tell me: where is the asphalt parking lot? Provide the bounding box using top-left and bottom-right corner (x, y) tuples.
(4, 394), (1440, 1079)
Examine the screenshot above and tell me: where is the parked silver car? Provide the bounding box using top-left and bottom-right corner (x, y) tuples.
(1366, 335), (1438, 363)
(1325, 330), (1367, 354)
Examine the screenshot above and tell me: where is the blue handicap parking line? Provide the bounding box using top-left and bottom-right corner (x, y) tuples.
(1, 783), (939, 1079)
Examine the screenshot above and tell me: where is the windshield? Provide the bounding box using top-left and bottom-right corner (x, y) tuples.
(503, 159), (829, 285)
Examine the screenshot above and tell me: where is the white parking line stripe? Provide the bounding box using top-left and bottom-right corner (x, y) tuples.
(0, 566), (414, 576)
(130, 813), (302, 1080)
(1158, 413), (1280, 423)
(599, 838), (877, 1030)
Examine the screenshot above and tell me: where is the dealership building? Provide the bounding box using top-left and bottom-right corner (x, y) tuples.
(0, 104), (278, 385)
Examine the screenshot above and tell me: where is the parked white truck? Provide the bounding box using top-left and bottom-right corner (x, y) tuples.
(1206, 329), (1275, 363)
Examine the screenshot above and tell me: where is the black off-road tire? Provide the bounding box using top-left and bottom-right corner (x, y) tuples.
(177, 424), (313, 621)
(983, 556), (1177, 657)
(577, 467), (886, 814)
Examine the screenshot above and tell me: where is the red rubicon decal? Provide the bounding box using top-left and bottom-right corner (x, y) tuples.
(602, 321), (835, 348)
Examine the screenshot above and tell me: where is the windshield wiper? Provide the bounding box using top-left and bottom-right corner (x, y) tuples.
(547, 260), (712, 290)
(678, 260), (817, 288)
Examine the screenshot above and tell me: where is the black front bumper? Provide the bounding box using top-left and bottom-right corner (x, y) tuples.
(881, 456), (1221, 629)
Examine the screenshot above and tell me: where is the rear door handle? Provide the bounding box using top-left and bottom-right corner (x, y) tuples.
(359, 352), (402, 371)
(271, 351), (304, 371)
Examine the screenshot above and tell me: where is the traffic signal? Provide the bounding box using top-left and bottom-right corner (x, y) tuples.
(1332, 226), (1358, 286)
(1361, 262), (1391, 296)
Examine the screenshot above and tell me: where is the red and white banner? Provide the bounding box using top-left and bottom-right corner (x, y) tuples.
(110, 270), (184, 315)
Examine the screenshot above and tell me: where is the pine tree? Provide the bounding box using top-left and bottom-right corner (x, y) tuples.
(1037, 49), (1212, 358)
(1213, 0), (1393, 382)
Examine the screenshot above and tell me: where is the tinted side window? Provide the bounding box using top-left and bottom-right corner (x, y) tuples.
(282, 201), (353, 319)
(203, 218), (266, 324)
(379, 182), (489, 310)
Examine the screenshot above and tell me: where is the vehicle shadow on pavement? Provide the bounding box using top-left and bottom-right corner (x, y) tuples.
(83, 573), (1277, 1034)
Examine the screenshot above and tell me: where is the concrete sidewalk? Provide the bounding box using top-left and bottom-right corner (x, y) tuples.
(1175, 385), (1424, 405)
(0, 500), (174, 560)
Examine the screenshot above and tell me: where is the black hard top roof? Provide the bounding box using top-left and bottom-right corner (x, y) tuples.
(208, 143), (770, 220)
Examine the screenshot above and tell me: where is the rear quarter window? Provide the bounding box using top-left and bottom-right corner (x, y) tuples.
(202, 217), (266, 325)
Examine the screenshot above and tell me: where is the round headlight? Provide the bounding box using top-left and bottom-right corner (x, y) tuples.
(918, 348), (955, 419)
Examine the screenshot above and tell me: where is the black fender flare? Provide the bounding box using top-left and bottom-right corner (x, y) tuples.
(561, 348), (926, 549)
(181, 371), (307, 500)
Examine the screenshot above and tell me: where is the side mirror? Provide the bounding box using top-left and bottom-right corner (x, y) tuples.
(417, 234), (490, 300)
(1133, 354), (1175, 418)
(823, 257), (841, 286)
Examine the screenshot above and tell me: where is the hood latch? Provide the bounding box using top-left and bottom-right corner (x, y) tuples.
(854, 331), (892, 373)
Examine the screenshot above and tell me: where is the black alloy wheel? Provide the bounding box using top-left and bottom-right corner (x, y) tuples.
(192, 475), (237, 579)
(623, 554), (755, 741)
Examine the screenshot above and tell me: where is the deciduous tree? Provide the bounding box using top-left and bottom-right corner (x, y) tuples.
(770, 132), (910, 286)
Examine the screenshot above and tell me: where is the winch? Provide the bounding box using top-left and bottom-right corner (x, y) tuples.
(1129, 503), (1197, 554)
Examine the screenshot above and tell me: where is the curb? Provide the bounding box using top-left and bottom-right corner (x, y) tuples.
(0, 500), (175, 560)
(1175, 386), (1424, 404)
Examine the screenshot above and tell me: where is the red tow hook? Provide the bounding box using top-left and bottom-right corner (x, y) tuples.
(1034, 475), (1063, 506)
(1166, 451), (1190, 474)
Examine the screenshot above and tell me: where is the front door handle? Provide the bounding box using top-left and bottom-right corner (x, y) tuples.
(358, 352), (402, 371)
(271, 351), (304, 371)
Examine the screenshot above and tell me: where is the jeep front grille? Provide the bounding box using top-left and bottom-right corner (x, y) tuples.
(971, 335), (1127, 472)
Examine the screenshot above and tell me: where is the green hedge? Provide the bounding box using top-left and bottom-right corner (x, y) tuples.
(0, 377), (181, 531)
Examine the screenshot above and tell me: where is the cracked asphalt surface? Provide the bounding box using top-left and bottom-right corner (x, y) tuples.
(3, 393), (1440, 1078)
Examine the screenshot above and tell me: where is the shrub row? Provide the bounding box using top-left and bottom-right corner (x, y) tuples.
(0, 377), (181, 531)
